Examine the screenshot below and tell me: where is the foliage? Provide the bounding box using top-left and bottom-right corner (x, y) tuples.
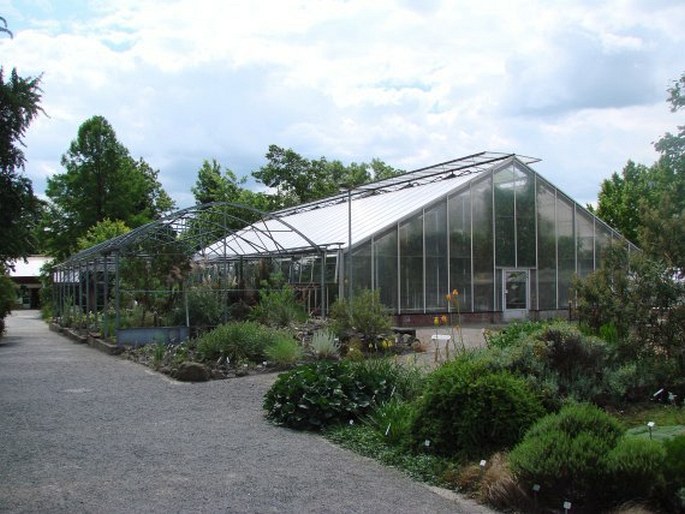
(410, 357), (544, 458)
(75, 218), (131, 251)
(573, 244), (685, 392)
(44, 116), (174, 259)
(252, 144), (403, 208)
(663, 435), (685, 511)
(485, 320), (551, 349)
(594, 71), (685, 274)
(264, 337), (304, 368)
(324, 424), (453, 486)
(195, 321), (292, 364)
(607, 437), (666, 503)
(0, 269), (17, 336)
(168, 285), (224, 330)
(250, 285), (307, 327)
(263, 359), (410, 431)
(0, 67), (43, 267)
(509, 403), (624, 508)
(309, 329), (340, 359)
(330, 289), (392, 344)
(364, 398), (417, 448)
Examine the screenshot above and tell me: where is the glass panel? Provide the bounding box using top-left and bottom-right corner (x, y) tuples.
(576, 209), (594, 278)
(472, 177), (494, 311)
(537, 181), (556, 309)
(515, 166), (536, 267)
(448, 188), (472, 312)
(595, 223), (612, 269)
(425, 202), (447, 310)
(351, 240), (372, 292)
(557, 195), (575, 307)
(494, 166), (515, 267)
(399, 213), (424, 312)
(505, 270), (528, 310)
(373, 227), (398, 310)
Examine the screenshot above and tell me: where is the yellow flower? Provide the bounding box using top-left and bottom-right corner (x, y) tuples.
(445, 293), (452, 302)
(433, 316), (439, 326)
(452, 288), (459, 297)
(440, 315), (448, 325)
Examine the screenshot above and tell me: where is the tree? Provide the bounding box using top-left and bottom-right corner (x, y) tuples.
(0, 67), (43, 268)
(594, 71), (685, 273)
(45, 116), (175, 259)
(76, 218), (131, 251)
(252, 144), (403, 207)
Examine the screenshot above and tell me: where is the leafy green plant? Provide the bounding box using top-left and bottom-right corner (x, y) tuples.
(607, 436), (665, 502)
(485, 320), (549, 349)
(663, 435), (685, 511)
(365, 398), (416, 448)
(151, 342), (166, 369)
(195, 321), (292, 364)
(509, 403), (624, 508)
(263, 360), (408, 431)
(330, 289), (392, 344)
(169, 285), (223, 329)
(264, 337), (303, 368)
(411, 357), (544, 458)
(0, 272), (16, 337)
(310, 329), (340, 359)
(251, 285), (306, 327)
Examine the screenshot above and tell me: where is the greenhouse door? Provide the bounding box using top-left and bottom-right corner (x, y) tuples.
(503, 270), (529, 320)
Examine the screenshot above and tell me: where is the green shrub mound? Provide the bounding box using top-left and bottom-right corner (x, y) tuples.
(195, 321), (294, 363)
(607, 437), (666, 502)
(263, 360), (415, 431)
(410, 358), (544, 459)
(663, 435), (685, 512)
(509, 403), (626, 508)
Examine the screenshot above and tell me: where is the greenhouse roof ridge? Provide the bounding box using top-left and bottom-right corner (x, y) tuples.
(274, 150), (541, 216)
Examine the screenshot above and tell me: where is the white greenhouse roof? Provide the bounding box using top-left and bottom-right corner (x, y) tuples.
(201, 152), (538, 258)
(8, 256), (50, 278)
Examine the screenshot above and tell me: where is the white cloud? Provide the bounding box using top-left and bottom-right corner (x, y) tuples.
(1, 0), (684, 212)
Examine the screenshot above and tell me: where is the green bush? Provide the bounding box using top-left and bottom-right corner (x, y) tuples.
(310, 329), (340, 359)
(264, 337), (304, 368)
(330, 289), (392, 343)
(263, 360), (409, 431)
(169, 286), (223, 329)
(251, 286), (306, 327)
(485, 320), (549, 349)
(663, 435), (685, 511)
(411, 357), (544, 458)
(195, 321), (292, 363)
(607, 436), (665, 502)
(0, 272), (16, 337)
(509, 403), (624, 507)
(365, 398), (417, 448)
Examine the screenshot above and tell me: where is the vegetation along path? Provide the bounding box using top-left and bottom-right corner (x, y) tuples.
(0, 311), (494, 513)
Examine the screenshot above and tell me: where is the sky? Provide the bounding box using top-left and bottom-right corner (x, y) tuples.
(2, 0), (684, 209)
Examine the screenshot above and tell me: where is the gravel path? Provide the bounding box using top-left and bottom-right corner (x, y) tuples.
(0, 311), (495, 513)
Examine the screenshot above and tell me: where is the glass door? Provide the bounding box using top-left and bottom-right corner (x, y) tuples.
(503, 270), (528, 320)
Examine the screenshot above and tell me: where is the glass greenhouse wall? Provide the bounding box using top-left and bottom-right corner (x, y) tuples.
(333, 157), (636, 322)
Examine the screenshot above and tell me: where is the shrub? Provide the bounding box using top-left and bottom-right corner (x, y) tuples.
(0, 272), (16, 337)
(264, 337), (303, 368)
(607, 437), (665, 503)
(485, 320), (549, 349)
(251, 286), (306, 327)
(509, 402), (624, 507)
(330, 289), (392, 343)
(195, 321), (292, 364)
(663, 435), (685, 511)
(365, 398), (416, 448)
(263, 359), (410, 431)
(411, 357), (544, 458)
(310, 329), (340, 359)
(169, 286), (223, 329)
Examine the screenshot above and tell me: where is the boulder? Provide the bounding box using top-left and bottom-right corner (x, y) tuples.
(173, 361), (210, 382)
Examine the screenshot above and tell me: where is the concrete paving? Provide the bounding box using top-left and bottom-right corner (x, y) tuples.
(0, 311), (496, 513)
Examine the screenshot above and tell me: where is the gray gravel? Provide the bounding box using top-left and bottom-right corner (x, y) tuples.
(0, 311), (495, 513)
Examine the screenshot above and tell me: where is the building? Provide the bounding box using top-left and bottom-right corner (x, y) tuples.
(8, 256), (50, 309)
(211, 151), (635, 324)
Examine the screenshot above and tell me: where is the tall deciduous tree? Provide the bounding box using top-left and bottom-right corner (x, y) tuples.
(45, 116), (174, 259)
(0, 67), (43, 268)
(252, 144), (403, 207)
(594, 71), (685, 274)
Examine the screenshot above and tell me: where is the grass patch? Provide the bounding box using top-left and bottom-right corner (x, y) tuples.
(324, 424), (457, 486)
(619, 404), (685, 428)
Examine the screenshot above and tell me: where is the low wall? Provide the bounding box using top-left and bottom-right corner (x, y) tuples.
(116, 326), (190, 347)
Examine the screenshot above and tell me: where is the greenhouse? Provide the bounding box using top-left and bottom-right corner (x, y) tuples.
(52, 151), (636, 341)
(209, 150), (637, 324)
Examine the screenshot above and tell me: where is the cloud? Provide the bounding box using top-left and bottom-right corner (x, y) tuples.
(2, 0), (684, 212)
